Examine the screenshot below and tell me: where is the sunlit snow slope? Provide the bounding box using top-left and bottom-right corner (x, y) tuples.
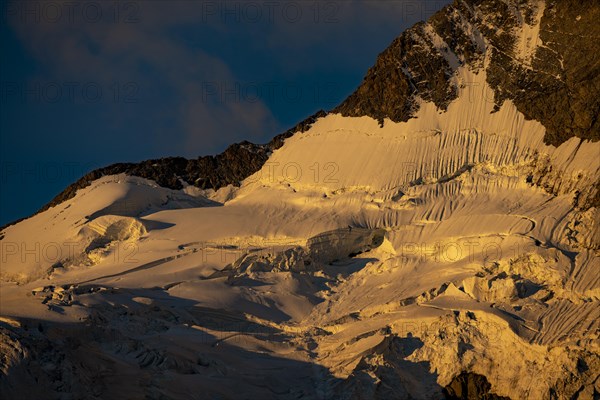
(1, 1), (599, 399)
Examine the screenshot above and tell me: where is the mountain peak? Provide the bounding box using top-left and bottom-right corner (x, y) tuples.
(335, 0), (600, 146)
(2, 3), (599, 398)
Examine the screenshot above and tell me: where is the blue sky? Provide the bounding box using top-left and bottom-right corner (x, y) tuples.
(0, 0), (448, 225)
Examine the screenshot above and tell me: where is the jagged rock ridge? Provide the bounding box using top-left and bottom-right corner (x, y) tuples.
(0, 110), (326, 231)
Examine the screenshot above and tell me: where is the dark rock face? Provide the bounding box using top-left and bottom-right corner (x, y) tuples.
(334, 0), (600, 145)
(443, 372), (511, 400)
(483, 0), (600, 146)
(333, 22), (458, 126)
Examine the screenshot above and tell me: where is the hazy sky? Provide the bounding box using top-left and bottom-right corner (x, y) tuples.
(0, 0), (448, 225)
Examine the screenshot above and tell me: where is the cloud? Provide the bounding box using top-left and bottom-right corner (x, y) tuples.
(4, 0), (281, 156)
(3, 0), (449, 157)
